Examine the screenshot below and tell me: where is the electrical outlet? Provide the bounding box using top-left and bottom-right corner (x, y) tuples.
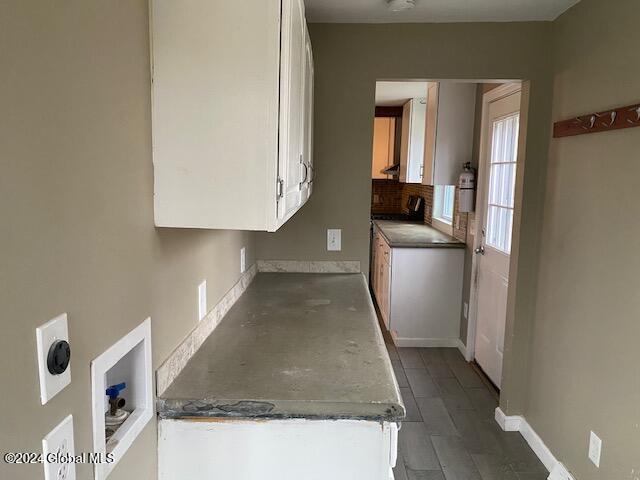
(327, 229), (341, 251)
(198, 280), (207, 321)
(463, 302), (469, 319)
(589, 431), (602, 467)
(240, 247), (246, 274)
(36, 314), (71, 405)
(42, 415), (76, 480)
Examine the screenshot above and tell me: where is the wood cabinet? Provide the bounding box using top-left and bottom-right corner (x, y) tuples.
(399, 98), (427, 183)
(371, 227), (464, 347)
(422, 83), (476, 186)
(151, 0), (313, 231)
(371, 118), (395, 179)
(372, 230), (392, 328)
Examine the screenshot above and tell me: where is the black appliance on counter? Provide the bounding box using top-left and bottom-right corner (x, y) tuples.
(369, 195), (424, 284)
(371, 195), (424, 222)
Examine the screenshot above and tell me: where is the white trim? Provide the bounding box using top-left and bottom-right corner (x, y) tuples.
(494, 407), (575, 479)
(156, 264), (258, 395)
(91, 318), (153, 480)
(494, 406), (522, 431)
(456, 339), (468, 359)
(466, 82), (522, 363)
(430, 217), (453, 236)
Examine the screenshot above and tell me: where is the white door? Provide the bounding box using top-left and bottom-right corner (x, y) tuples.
(277, 0), (306, 221)
(474, 87), (521, 388)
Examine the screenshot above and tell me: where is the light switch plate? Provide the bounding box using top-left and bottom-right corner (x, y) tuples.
(327, 229), (341, 251)
(36, 313), (71, 405)
(42, 415), (76, 480)
(240, 247), (246, 274)
(198, 280), (207, 321)
(589, 431), (602, 467)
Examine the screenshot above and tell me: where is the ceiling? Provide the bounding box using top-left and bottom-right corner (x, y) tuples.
(375, 81), (430, 106)
(304, 0), (580, 23)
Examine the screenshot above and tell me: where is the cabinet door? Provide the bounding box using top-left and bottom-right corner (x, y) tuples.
(422, 82), (439, 185)
(278, 0), (306, 221)
(380, 258), (392, 329)
(372, 118), (392, 179)
(301, 27), (314, 201)
(422, 82), (476, 185)
(399, 98), (427, 184)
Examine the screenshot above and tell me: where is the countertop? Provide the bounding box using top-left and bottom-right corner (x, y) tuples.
(157, 273), (405, 422)
(374, 220), (465, 249)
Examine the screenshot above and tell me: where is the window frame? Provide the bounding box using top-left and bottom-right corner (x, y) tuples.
(432, 184), (456, 235)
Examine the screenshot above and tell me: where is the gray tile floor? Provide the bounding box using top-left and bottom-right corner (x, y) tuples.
(387, 343), (547, 480)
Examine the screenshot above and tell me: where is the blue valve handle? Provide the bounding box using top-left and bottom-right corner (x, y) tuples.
(106, 382), (126, 400)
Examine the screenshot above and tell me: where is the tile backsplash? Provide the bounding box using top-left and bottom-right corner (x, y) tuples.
(371, 179), (469, 244)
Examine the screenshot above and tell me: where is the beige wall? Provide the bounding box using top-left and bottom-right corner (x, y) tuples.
(257, 22), (555, 414)
(523, 0), (640, 478)
(0, 2), (254, 479)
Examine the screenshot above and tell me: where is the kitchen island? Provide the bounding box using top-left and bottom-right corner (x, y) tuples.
(158, 273), (404, 480)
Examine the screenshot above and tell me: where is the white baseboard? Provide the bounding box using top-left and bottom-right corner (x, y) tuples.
(455, 339), (468, 360)
(494, 408), (575, 480)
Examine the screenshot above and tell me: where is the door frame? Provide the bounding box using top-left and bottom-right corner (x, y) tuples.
(465, 82), (527, 368)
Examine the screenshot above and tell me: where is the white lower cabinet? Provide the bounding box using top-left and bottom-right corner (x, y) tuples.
(151, 0), (313, 231)
(372, 232), (464, 347)
(159, 418), (399, 480)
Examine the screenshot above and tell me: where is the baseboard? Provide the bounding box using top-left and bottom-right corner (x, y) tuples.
(392, 337), (461, 348)
(156, 264), (258, 395)
(455, 338), (468, 359)
(257, 260), (361, 273)
(494, 408), (575, 480)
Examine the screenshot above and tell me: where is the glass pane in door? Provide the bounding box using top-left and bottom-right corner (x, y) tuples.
(486, 113), (519, 254)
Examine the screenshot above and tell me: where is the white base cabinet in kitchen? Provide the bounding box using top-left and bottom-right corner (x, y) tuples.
(159, 419), (399, 480)
(372, 230), (464, 348)
(151, 0), (313, 231)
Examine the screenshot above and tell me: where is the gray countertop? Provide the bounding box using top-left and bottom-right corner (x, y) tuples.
(374, 220), (465, 248)
(157, 273), (405, 422)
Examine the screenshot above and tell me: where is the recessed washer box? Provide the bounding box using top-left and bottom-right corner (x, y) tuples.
(90, 318), (153, 480)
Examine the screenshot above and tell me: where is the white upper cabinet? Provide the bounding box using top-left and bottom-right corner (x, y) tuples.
(151, 0), (313, 231)
(422, 82), (476, 186)
(399, 97), (427, 183)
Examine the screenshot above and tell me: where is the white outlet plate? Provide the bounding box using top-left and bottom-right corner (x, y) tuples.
(589, 431), (602, 467)
(42, 415), (76, 480)
(198, 280), (207, 321)
(240, 247), (246, 273)
(327, 229), (341, 251)
(36, 313), (71, 405)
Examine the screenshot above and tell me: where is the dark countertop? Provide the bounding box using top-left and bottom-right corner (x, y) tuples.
(374, 220), (465, 249)
(157, 273), (405, 422)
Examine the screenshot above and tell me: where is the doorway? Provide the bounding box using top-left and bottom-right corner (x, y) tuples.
(469, 83), (523, 389)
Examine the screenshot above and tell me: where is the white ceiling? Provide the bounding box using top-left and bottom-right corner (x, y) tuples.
(304, 0), (580, 23)
(375, 81), (430, 106)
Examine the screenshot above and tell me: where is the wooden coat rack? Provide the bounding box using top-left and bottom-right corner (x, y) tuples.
(553, 102), (640, 138)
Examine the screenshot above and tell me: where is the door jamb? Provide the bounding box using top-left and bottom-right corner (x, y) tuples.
(465, 82), (523, 363)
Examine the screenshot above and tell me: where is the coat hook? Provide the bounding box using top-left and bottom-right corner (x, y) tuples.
(604, 111), (616, 126)
(628, 106), (640, 124)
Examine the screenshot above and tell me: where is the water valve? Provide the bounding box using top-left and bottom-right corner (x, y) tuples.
(106, 382), (127, 416)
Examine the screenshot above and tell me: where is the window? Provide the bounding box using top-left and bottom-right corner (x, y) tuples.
(433, 185), (455, 225)
(486, 113), (519, 254)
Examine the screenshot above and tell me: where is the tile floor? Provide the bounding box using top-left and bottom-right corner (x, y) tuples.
(387, 343), (547, 480)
